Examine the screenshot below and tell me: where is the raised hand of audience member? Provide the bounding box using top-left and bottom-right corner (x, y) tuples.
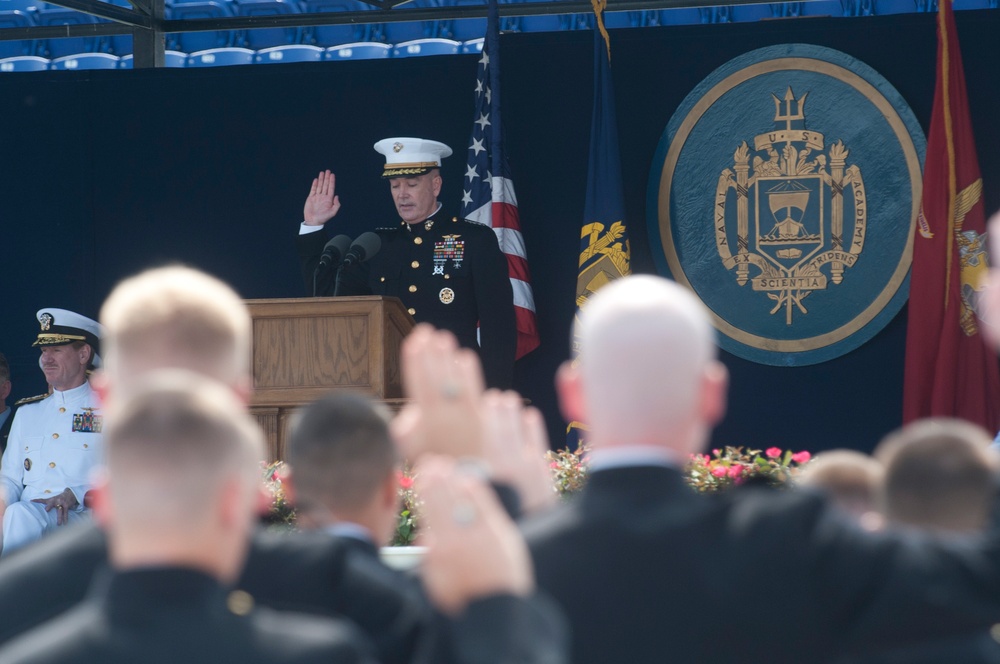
(392, 324), (486, 461)
(415, 455), (533, 616)
(481, 390), (556, 515)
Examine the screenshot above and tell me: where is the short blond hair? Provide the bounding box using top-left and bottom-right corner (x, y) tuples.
(104, 369), (263, 523)
(100, 266), (250, 389)
(797, 449), (883, 516)
(875, 418), (997, 533)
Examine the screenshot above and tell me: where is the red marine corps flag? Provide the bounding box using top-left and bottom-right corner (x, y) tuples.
(902, 0), (1000, 431)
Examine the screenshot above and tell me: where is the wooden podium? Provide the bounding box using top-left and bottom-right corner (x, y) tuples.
(245, 296), (414, 460)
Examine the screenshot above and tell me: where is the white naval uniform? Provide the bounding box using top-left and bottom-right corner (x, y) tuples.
(0, 382), (103, 555)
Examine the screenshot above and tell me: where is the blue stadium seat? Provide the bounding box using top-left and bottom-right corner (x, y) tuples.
(603, 11), (643, 28)
(516, 14), (567, 32)
(392, 37), (458, 57)
(372, 0), (439, 43)
(107, 34), (131, 55)
(0, 10), (36, 58)
(840, 0), (877, 14)
(799, 0), (845, 15)
(255, 44), (324, 62)
(0, 54), (48, 71)
(324, 41), (390, 59)
(167, 1), (235, 52)
(436, 0), (486, 41)
(187, 46), (254, 66)
(35, 8), (100, 58)
(51, 52), (120, 69)
(301, 0), (372, 46)
(118, 50), (188, 68)
(655, 8), (704, 25)
(235, 0), (301, 49)
(0, 0), (41, 12)
(460, 37), (482, 53)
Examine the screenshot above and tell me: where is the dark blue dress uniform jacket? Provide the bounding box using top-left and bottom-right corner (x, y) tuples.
(299, 209), (517, 388)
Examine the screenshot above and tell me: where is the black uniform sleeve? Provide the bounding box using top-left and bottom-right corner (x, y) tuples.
(471, 226), (516, 389)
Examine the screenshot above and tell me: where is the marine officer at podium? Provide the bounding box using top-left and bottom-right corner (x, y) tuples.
(296, 137), (516, 389)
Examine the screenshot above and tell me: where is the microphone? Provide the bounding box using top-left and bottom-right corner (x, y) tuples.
(318, 235), (352, 269)
(342, 232), (382, 267)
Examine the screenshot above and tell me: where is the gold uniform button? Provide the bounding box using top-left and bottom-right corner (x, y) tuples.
(59, 407), (66, 413)
(991, 624), (1000, 643)
(379, 277), (386, 283)
(83, 444), (89, 449)
(444, 274), (451, 280)
(408, 285), (417, 293)
(414, 237), (423, 245)
(48, 462), (56, 469)
(52, 433), (59, 439)
(407, 308), (416, 316)
(411, 261), (420, 269)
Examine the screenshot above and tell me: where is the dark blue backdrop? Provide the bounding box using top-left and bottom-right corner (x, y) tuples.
(2, 10), (998, 453)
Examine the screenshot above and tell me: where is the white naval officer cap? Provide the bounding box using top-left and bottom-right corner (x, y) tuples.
(32, 308), (105, 367)
(374, 137), (453, 179)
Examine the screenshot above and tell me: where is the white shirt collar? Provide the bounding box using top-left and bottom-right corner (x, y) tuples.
(587, 445), (684, 473)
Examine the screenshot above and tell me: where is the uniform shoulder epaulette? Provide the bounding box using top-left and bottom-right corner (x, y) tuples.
(14, 393), (48, 407)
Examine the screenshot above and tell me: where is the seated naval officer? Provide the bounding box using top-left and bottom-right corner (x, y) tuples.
(0, 352), (14, 453)
(0, 309), (104, 555)
(297, 137), (516, 388)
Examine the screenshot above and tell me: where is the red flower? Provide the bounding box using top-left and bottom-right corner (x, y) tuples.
(791, 451), (812, 464)
(765, 447), (782, 459)
(270, 471), (279, 482)
(710, 466), (728, 478)
(727, 465), (742, 479)
(396, 471), (414, 489)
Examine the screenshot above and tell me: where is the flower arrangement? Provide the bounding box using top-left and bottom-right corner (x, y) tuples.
(260, 445), (812, 541)
(392, 467), (420, 546)
(260, 460), (296, 527)
(545, 445), (590, 496)
(685, 446), (812, 493)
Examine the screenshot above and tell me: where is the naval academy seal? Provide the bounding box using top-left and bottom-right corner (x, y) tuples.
(647, 44), (925, 366)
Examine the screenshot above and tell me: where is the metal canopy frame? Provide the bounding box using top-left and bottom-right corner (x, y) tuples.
(0, 0), (781, 67)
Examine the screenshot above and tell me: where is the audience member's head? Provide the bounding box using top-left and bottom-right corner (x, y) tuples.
(286, 392), (400, 545)
(558, 275), (727, 454)
(99, 265), (251, 399)
(95, 370), (264, 583)
(874, 418), (997, 534)
(0, 352), (10, 411)
(796, 450), (883, 519)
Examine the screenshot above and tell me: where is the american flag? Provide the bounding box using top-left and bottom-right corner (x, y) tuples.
(461, 0), (540, 359)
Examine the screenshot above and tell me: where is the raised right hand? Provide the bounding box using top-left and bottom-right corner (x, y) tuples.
(303, 170), (341, 226)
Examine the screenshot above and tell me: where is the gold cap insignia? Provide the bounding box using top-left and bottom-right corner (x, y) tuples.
(439, 288), (455, 305)
(393, 142), (404, 153)
(39, 313), (53, 331)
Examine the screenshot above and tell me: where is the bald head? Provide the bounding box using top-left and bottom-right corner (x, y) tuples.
(562, 275), (726, 453)
(100, 265), (251, 396)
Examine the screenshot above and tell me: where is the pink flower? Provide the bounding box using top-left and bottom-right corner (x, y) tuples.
(727, 465), (742, 479)
(712, 449), (720, 456)
(765, 447), (782, 459)
(703, 454), (711, 463)
(396, 471), (414, 489)
(710, 466), (728, 478)
(549, 461), (559, 469)
(791, 451), (812, 464)
(270, 471), (279, 482)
